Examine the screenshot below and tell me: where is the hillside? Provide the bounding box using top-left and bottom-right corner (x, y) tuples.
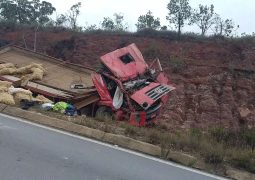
(1, 28), (255, 131)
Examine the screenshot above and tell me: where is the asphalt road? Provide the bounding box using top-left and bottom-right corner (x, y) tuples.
(0, 113), (227, 180)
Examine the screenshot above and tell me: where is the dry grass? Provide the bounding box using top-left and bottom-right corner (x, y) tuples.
(124, 125), (137, 136)
(229, 150), (255, 173)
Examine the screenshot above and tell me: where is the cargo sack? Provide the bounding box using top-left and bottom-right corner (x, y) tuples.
(0, 92), (15, 105)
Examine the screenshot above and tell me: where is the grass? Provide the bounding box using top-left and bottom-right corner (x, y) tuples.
(120, 121), (255, 173)
(227, 148), (255, 173)
(143, 43), (162, 60)
(124, 125), (137, 136)
(202, 143), (225, 164)
(168, 56), (187, 74)
(125, 125), (255, 173)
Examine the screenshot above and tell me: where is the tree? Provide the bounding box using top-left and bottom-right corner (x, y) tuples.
(55, 14), (68, 27)
(101, 17), (115, 30)
(0, 0), (18, 23)
(84, 24), (98, 31)
(161, 26), (168, 31)
(68, 2), (81, 30)
(35, 0), (56, 24)
(190, 4), (216, 36)
(214, 15), (237, 37)
(113, 13), (128, 31)
(166, 0), (191, 39)
(136, 10), (161, 30)
(101, 13), (128, 31)
(0, 0), (55, 24)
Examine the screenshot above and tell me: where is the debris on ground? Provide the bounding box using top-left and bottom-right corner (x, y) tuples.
(41, 103), (54, 111)
(0, 62), (76, 115)
(65, 104), (76, 116)
(20, 99), (35, 110)
(53, 101), (68, 113)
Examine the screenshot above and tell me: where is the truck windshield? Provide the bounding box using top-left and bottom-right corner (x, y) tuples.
(119, 53), (134, 64)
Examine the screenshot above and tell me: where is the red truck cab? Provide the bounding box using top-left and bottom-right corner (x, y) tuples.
(92, 44), (175, 126)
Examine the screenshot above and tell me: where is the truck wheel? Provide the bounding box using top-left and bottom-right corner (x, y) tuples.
(95, 106), (114, 121)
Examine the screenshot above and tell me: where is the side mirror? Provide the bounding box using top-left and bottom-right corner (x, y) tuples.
(149, 58), (163, 72)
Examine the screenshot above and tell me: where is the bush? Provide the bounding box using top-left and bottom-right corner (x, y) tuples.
(210, 127), (234, 143)
(103, 124), (113, 133)
(0, 39), (10, 47)
(160, 134), (171, 159)
(50, 36), (76, 60)
(190, 128), (202, 139)
(147, 130), (161, 144)
(241, 128), (255, 151)
(230, 150), (255, 173)
(82, 29), (131, 36)
(167, 131), (201, 152)
(202, 143), (225, 164)
(210, 127), (255, 150)
(0, 20), (17, 31)
(168, 56), (187, 73)
(143, 43), (162, 59)
(124, 126), (137, 136)
(117, 38), (131, 49)
(135, 29), (179, 40)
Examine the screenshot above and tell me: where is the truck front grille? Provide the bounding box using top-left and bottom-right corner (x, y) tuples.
(146, 85), (171, 101)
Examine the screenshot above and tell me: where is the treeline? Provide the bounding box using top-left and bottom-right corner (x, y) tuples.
(0, 0), (241, 39)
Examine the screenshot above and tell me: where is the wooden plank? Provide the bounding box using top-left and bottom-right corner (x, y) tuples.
(74, 95), (100, 109)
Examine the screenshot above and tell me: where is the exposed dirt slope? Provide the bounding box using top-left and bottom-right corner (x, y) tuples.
(1, 28), (255, 130)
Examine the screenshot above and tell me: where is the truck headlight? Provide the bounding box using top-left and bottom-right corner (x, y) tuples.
(142, 102), (148, 108)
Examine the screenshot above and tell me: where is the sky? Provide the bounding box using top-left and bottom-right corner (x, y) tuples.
(49, 0), (254, 35)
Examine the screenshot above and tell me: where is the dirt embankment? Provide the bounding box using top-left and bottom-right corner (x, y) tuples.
(1, 28), (255, 130)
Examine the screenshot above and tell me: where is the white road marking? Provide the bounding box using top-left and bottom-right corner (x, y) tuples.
(0, 124), (17, 130)
(0, 113), (228, 180)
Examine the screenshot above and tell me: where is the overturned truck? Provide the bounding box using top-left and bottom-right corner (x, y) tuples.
(0, 44), (175, 126)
